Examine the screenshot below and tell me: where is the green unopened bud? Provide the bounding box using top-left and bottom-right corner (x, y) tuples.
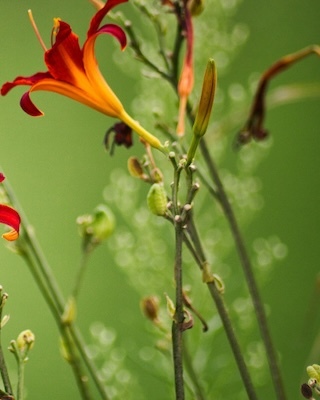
(307, 365), (320, 382)
(188, 0), (205, 16)
(147, 183), (167, 216)
(186, 60), (217, 166)
(16, 329), (35, 352)
(77, 204), (115, 247)
(193, 59), (216, 138)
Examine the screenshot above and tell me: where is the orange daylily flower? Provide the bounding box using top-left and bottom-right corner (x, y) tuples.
(0, 174), (21, 241)
(1, 0), (164, 152)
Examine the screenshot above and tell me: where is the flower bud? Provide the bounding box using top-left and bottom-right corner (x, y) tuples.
(307, 364), (320, 382)
(141, 296), (160, 323)
(16, 329), (35, 352)
(188, 0), (205, 16)
(77, 204), (115, 246)
(193, 59), (216, 138)
(147, 183), (167, 216)
(127, 157), (145, 178)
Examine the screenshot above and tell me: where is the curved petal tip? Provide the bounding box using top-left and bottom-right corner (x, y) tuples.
(2, 230), (19, 242)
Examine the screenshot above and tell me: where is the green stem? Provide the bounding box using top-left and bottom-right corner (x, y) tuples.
(20, 243), (92, 400)
(171, 164), (185, 400)
(182, 337), (206, 400)
(186, 135), (201, 167)
(72, 249), (91, 301)
(199, 139), (286, 400)
(135, 3), (171, 72)
(186, 217), (258, 400)
(121, 20), (171, 81)
(0, 302), (12, 396)
(16, 356), (24, 400)
(172, 220), (185, 400)
(62, 327), (92, 400)
(207, 282), (259, 400)
(2, 176), (110, 400)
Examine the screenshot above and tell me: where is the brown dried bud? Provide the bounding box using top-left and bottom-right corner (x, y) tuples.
(301, 383), (313, 399)
(141, 296), (160, 323)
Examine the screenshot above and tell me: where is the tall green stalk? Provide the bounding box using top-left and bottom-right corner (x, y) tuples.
(199, 139), (287, 400)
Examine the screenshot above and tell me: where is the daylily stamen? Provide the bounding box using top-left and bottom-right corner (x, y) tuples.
(28, 9), (48, 52)
(51, 18), (61, 46)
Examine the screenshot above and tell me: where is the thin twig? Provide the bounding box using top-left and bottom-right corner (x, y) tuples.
(171, 163), (185, 400)
(20, 245), (92, 400)
(182, 337), (206, 400)
(199, 139), (287, 400)
(0, 294), (13, 396)
(185, 217), (259, 400)
(2, 176), (110, 400)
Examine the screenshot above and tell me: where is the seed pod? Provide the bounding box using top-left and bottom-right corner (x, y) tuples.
(147, 183), (167, 216)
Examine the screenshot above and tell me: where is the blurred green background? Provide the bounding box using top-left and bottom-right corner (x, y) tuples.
(0, 0), (320, 399)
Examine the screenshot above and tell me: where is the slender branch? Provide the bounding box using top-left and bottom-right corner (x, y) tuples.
(199, 139), (287, 400)
(20, 245), (92, 400)
(1, 176), (110, 400)
(72, 249), (92, 301)
(171, 163), (185, 400)
(134, 3), (171, 71)
(182, 337), (206, 400)
(122, 21), (171, 81)
(0, 347), (12, 397)
(16, 356), (24, 400)
(185, 217), (259, 400)
(172, 220), (185, 400)
(0, 295), (13, 396)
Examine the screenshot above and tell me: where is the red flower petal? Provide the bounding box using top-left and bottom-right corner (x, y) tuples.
(20, 92), (43, 116)
(1, 72), (51, 96)
(0, 204), (21, 241)
(0, 174), (4, 183)
(97, 24), (127, 50)
(88, 0), (128, 37)
(45, 21), (85, 85)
